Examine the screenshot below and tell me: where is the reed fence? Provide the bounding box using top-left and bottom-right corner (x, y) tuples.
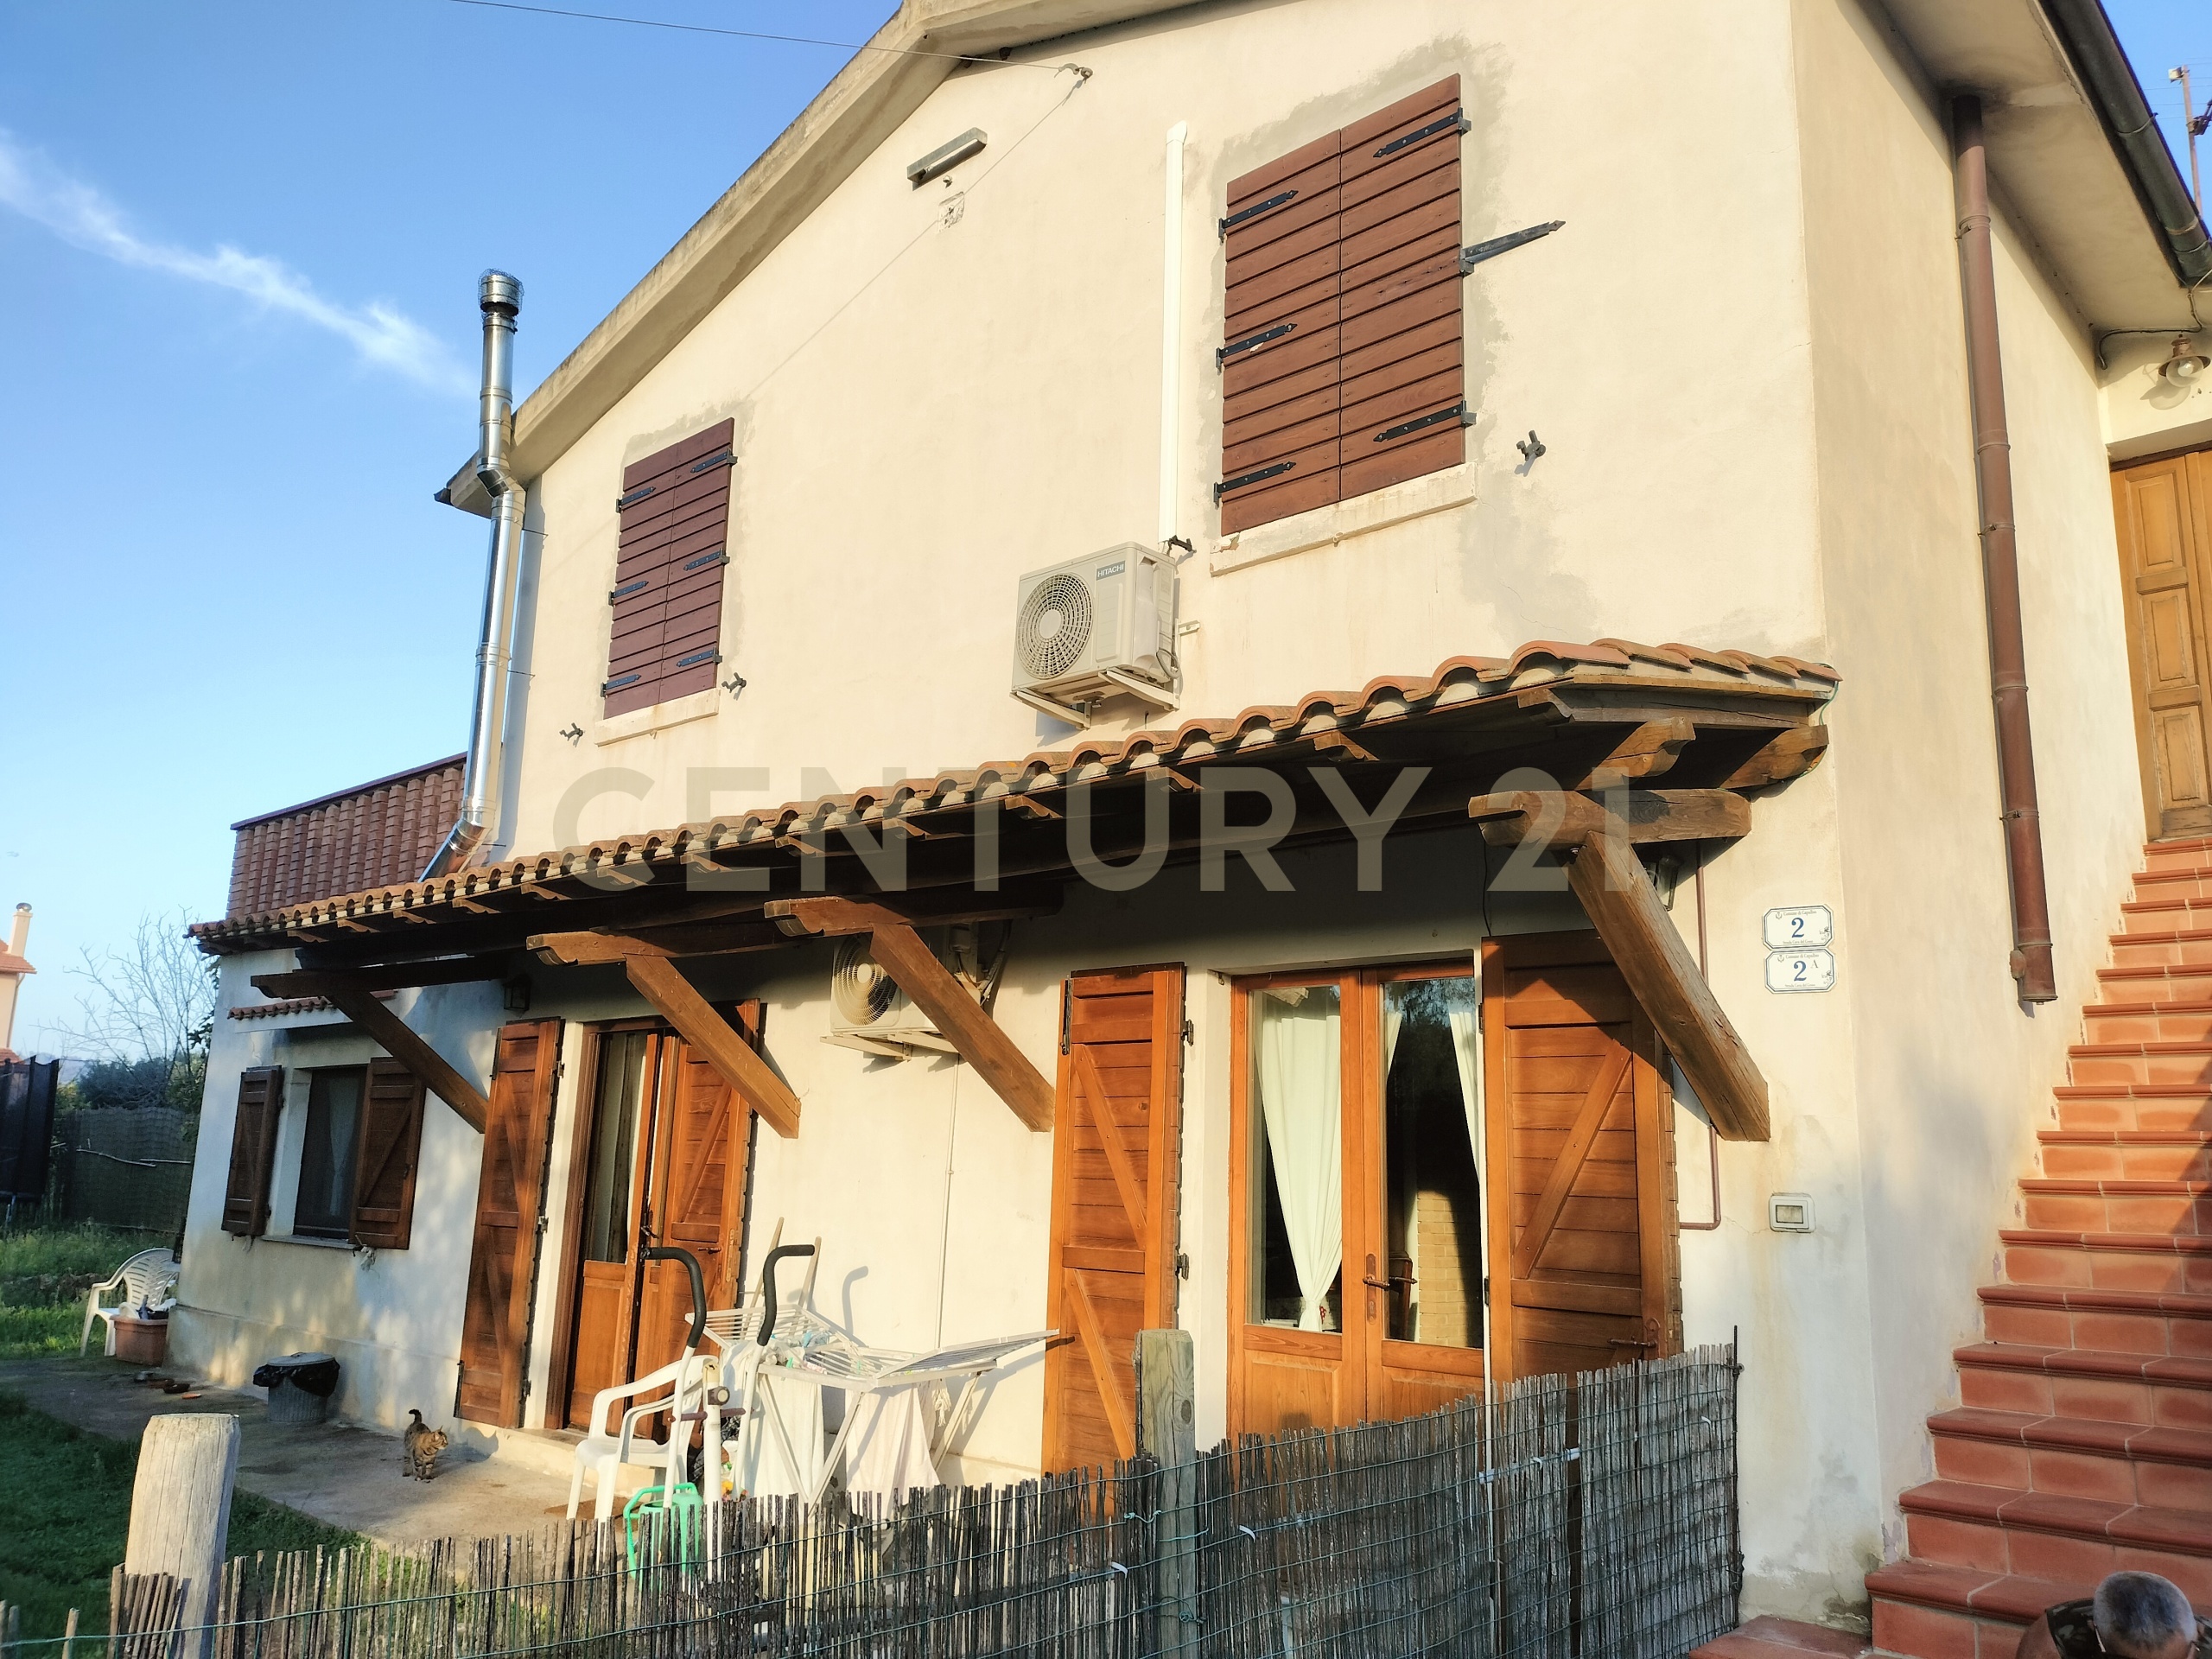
(5, 1345), (1739, 1659)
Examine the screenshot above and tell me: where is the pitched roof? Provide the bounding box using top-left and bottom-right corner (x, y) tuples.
(192, 638), (1838, 951)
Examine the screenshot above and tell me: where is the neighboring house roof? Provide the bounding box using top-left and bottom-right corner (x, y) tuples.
(0, 952), (31, 977)
(454, 0), (2201, 502)
(228, 992), (394, 1020)
(191, 637), (1840, 952)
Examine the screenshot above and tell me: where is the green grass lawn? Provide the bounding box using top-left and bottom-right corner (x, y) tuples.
(0, 1224), (169, 1359)
(0, 1388), (361, 1641)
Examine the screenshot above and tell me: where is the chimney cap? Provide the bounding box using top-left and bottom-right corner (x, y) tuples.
(478, 270), (523, 317)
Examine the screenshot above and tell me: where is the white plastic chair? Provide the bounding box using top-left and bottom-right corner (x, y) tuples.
(566, 1350), (718, 1522)
(79, 1248), (180, 1357)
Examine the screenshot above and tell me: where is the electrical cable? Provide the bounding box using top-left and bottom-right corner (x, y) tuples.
(446, 0), (1072, 72)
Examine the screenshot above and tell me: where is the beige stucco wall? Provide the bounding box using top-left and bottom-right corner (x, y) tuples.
(179, 0), (2197, 1628)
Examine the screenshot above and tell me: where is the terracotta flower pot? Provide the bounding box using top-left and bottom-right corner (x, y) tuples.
(111, 1314), (168, 1366)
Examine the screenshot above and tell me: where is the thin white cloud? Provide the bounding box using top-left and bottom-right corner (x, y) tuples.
(0, 129), (467, 393)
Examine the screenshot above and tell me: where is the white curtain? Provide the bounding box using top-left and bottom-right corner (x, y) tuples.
(1256, 993), (1342, 1332)
(1447, 1000), (1481, 1175)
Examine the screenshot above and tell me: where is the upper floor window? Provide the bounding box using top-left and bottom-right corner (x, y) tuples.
(1217, 77), (1468, 533)
(604, 421), (734, 717)
(294, 1066), (365, 1240)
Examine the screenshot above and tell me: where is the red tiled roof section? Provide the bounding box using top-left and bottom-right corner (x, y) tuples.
(191, 640), (1839, 946)
(225, 756), (466, 920)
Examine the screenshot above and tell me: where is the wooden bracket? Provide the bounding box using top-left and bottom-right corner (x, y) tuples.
(277, 976), (489, 1133)
(848, 921), (1056, 1132)
(529, 923), (784, 965)
(1570, 718), (1695, 789)
(1309, 728), (1379, 764)
(620, 954), (802, 1139)
(1007, 793), (1064, 821)
(1725, 725), (1830, 790)
(1566, 830), (1770, 1141)
(253, 958), (506, 998)
(761, 888), (1061, 939)
(1467, 788), (1749, 847)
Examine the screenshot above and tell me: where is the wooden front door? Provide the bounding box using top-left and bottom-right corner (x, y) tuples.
(457, 1020), (562, 1427)
(1228, 963), (1490, 1438)
(2114, 448), (2212, 840)
(1482, 932), (1679, 1382)
(1042, 966), (1186, 1472)
(554, 1011), (760, 1430)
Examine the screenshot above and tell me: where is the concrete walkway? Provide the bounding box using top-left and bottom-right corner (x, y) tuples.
(0, 1356), (575, 1548)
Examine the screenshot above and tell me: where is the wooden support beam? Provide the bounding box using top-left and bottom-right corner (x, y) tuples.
(1309, 728), (1379, 763)
(1725, 725), (1830, 790)
(863, 922), (1056, 1131)
(254, 958), (508, 999)
(313, 983), (490, 1133)
(1567, 830), (1770, 1141)
(621, 953), (802, 1139)
(1570, 718), (1694, 788)
(762, 886), (1062, 939)
(529, 922), (785, 965)
(1467, 788), (1749, 847)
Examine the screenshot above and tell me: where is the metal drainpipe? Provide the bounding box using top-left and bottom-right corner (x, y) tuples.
(1952, 97), (2057, 1004)
(424, 270), (527, 880)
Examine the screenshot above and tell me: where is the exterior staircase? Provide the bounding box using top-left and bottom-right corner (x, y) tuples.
(1859, 836), (2212, 1657)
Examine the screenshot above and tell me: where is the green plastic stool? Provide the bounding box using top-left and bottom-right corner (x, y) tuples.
(622, 1481), (702, 1573)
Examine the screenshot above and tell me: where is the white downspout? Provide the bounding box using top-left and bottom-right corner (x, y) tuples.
(425, 270), (527, 879)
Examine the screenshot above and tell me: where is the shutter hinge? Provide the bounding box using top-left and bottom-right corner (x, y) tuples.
(682, 550), (728, 573)
(1375, 111), (1468, 158)
(1182, 1020), (1194, 1046)
(1215, 461), (1294, 503)
(690, 449), (734, 474)
(1175, 1252), (1190, 1281)
(536, 1214), (549, 1236)
(1218, 188), (1296, 238)
(615, 483), (656, 511)
(673, 649), (722, 671)
(602, 672), (644, 694)
(1459, 219), (1565, 274)
(1374, 403), (1474, 444)
(1217, 321), (1294, 368)
(520, 1376), (532, 1399)
(608, 578), (649, 605)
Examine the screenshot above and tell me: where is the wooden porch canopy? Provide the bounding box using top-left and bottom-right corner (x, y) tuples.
(194, 639), (1838, 1141)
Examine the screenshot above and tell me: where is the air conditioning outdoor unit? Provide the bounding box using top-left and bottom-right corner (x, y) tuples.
(824, 926), (1006, 1060)
(1010, 543), (1179, 723)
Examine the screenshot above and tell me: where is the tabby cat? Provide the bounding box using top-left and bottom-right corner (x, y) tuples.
(403, 1409), (448, 1481)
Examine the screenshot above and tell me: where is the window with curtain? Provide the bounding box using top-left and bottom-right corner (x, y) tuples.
(1382, 976), (1483, 1347)
(295, 1067), (365, 1240)
(1249, 984), (1344, 1332)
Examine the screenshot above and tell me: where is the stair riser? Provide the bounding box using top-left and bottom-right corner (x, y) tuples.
(1982, 1300), (2212, 1357)
(2086, 1012), (2212, 1044)
(2143, 844), (2212, 875)
(1932, 1433), (2212, 1507)
(1903, 1511), (2212, 1601)
(2055, 1099), (2212, 1133)
(2005, 1243), (2212, 1294)
(2065, 1056), (2212, 1090)
(1960, 1364), (2212, 1429)
(2111, 939), (2212, 969)
(2021, 1193), (2212, 1235)
(2099, 970), (2212, 1001)
(2039, 1145), (2212, 1180)
(1871, 1596), (2020, 1659)
(2121, 906), (2212, 936)
(2135, 875), (2212, 900)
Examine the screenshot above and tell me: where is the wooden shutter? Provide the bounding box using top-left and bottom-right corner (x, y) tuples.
(606, 421), (734, 718)
(457, 1020), (563, 1427)
(220, 1066), (283, 1237)
(1043, 966), (1185, 1472)
(1482, 933), (1680, 1382)
(633, 1005), (760, 1382)
(349, 1058), (425, 1249)
(2112, 451), (2212, 839)
(1219, 77), (1465, 533)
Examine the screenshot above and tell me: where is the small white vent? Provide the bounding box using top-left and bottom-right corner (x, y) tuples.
(1018, 574), (1094, 679)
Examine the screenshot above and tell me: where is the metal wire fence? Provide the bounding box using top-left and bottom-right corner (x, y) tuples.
(10, 1345), (1738, 1659)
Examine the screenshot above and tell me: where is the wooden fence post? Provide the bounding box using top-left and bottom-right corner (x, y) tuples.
(1135, 1328), (1196, 1659)
(125, 1414), (238, 1658)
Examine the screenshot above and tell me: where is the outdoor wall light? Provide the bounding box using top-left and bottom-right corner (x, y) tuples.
(2160, 334), (2211, 385)
(906, 128), (988, 188)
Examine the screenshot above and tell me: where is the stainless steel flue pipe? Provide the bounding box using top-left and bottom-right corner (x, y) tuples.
(424, 270), (527, 880)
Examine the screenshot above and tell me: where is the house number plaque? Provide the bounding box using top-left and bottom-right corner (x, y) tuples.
(1764, 906), (1835, 993)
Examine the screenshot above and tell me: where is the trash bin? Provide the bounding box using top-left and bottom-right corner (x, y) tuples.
(252, 1352), (340, 1424)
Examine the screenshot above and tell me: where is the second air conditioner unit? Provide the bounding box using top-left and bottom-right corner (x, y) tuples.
(824, 926), (1006, 1060)
(1010, 543), (1179, 723)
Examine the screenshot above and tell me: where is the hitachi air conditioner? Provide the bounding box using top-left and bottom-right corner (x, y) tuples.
(1010, 543), (1179, 723)
(824, 926), (1006, 1060)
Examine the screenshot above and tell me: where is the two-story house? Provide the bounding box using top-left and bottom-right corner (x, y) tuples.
(177, 0), (2212, 1642)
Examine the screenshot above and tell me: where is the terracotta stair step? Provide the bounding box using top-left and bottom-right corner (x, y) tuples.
(1955, 1343), (2212, 1427)
(2019, 1179), (2212, 1236)
(2036, 1132), (2212, 1181)
(2002, 1230), (2212, 1294)
(1980, 1283), (2212, 1357)
(2097, 967), (2212, 1001)
(2084, 1003), (2212, 1044)
(2110, 931), (2212, 969)
(1689, 1615), (1870, 1659)
(1898, 1478), (2212, 1597)
(2143, 835), (2212, 867)
(1867, 1560), (2097, 1659)
(1929, 1408), (2212, 1507)
(2133, 872), (2212, 898)
(2052, 1090), (2212, 1134)
(2063, 1044), (2212, 1090)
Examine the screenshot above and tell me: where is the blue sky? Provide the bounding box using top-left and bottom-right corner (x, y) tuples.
(0, 0), (2202, 1056)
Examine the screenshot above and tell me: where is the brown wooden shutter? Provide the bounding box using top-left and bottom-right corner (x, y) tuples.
(457, 1020), (563, 1427)
(1218, 77), (1465, 534)
(606, 421), (734, 719)
(220, 1066), (283, 1237)
(349, 1058), (425, 1250)
(1480, 932), (1680, 1382)
(1042, 966), (1185, 1472)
